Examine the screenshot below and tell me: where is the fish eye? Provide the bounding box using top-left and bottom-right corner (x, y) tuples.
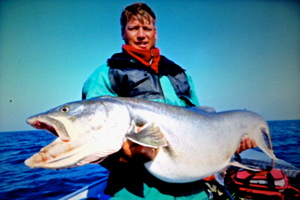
(60, 106), (70, 113)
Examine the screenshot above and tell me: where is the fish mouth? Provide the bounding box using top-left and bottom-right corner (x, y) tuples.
(29, 120), (59, 137)
(27, 116), (70, 141)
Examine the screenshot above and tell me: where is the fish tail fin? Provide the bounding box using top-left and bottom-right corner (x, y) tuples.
(255, 124), (277, 165)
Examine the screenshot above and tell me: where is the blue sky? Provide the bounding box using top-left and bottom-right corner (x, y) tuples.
(1, 0), (299, 132)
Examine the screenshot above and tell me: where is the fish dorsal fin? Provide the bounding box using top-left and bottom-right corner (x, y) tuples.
(187, 106), (216, 114)
(198, 106), (216, 113)
(126, 122), (168, 148)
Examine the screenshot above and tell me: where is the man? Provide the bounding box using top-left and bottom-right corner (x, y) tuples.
(82, 3), (256, 199)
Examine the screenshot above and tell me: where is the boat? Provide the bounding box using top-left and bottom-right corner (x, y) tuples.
(60, 149), (300, 200)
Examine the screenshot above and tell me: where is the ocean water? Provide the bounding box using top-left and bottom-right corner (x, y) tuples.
(0, 120), (299, 200)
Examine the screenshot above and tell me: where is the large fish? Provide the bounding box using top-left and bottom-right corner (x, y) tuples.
(25, 96), (276, 183)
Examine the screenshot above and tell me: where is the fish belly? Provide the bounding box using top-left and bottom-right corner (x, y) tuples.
(144, 148), (230, 183)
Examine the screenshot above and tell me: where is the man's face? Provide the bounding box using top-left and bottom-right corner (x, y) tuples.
(123, 18), (157, 50)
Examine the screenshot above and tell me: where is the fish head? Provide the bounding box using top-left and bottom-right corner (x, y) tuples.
(25, 98), (131, 169)
(26, 100), (109, 141)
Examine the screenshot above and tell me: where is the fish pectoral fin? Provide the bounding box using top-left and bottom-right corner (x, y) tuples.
(126, 122), (168, 148)
(198, 106), (216, 113)
(229, 161), (260, 171)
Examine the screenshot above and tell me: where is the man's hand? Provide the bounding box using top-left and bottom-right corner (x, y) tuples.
(119, 140), (158, 163)
(236, 135), (257, 154)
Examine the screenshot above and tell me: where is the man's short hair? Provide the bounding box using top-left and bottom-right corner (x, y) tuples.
(121, 3), (156, 34)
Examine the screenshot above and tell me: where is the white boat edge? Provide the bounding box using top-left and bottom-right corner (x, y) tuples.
(59, 176), (110, 200)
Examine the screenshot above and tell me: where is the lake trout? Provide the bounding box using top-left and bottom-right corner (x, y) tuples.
(25, 96), (277, 183)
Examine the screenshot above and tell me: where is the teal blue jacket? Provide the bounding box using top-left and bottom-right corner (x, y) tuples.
(82, 52), (199, 107)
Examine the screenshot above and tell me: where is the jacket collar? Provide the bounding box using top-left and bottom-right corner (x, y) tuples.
(108, 52), (185, 76)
